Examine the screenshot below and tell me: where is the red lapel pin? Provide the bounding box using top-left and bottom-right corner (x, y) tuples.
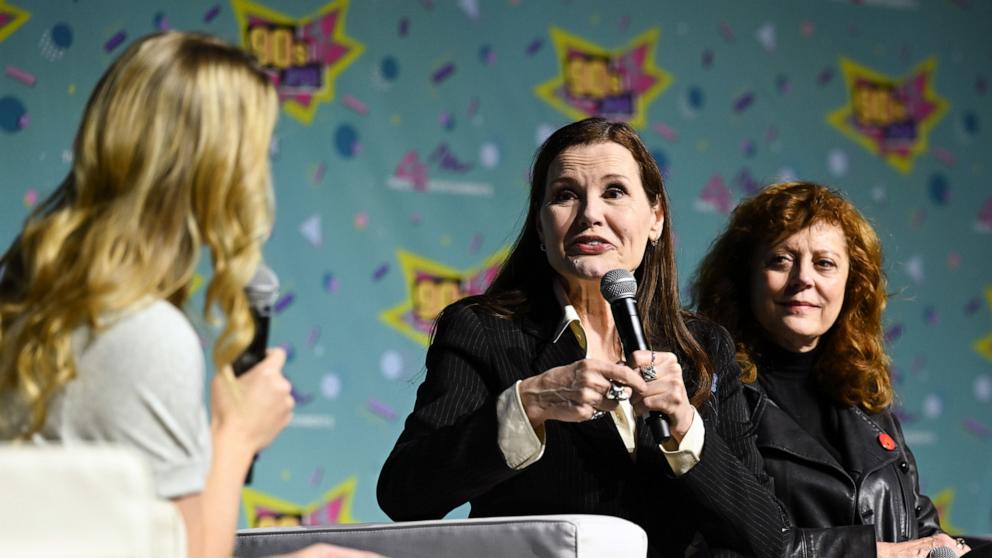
(878, 432), (897, 451)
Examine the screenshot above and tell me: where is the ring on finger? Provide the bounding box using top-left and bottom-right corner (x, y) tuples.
(956, 538), (966, 548)
(641, 351), (657, 381)
(605, 381), (628, 401)
(589, 410), (607, 420)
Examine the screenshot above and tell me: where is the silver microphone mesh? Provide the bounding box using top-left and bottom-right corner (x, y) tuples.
(600, 269), (637, 303)
(245, 262), (280, 308)
(928, 546), (956, 558)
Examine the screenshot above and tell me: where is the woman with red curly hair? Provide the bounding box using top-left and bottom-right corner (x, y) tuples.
(691, 182), (970, 557)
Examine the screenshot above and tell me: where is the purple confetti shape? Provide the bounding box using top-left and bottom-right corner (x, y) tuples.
(323, 272), (339, 294)
(399, 17), (410, 36)
(976, 76), (987, 95)
(274, 292), (295, 314)
(923, 306), (940, 326)
(104, 31), (126, 53)
(964, 298), (981, 316)
(469, 233), (484, 254)
(313, 162), (326, 184)
(884, 324), (904, 343)
(618, 15), (630, 32)
(310, 467), (324, 487)
(431, 63), (455, 84)
(278, 342), (296, 362)
(307, 326), (321, 347)
(526, 38), (543, 56)
(368, 399), (398, 421)
(702, 49), (714, 68)
(732, 92), (755, 113)
(467, 96), (479, 118)
(817, 67), (835, 86)
(963, 418), (992, 439)
(291, 386), (314, 405)
(203, 4), (220, 23)
(718, 21), (735, 42)
(372, 263), (389, 281)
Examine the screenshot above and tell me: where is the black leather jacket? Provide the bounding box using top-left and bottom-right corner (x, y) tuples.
(743, 381), (942, 557)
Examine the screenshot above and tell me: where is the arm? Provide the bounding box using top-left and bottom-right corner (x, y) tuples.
(673, 324), (791, 558)
(183, 349), (293, 558)
(377, 305), (522, 520)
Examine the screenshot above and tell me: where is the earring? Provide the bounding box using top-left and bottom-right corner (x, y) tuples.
(539, 242), (546, 252)
(650, 237), (659, 247)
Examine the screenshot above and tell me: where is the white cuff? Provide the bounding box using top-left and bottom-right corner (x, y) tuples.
(660, 408), (705, 476)
(496, 381), (546, 470)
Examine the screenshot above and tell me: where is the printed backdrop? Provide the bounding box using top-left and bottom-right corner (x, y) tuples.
(1, 0), (990, 534)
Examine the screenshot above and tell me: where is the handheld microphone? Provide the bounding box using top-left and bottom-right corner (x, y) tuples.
(232, 262), (280, 484)
(928, 546), (956, 558)
(600, 269), (671, 443)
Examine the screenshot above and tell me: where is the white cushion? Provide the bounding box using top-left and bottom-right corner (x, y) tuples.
(0, 444), (186, 558)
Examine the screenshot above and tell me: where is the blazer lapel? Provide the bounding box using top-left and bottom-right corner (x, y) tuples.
(524, 315), (635, 460)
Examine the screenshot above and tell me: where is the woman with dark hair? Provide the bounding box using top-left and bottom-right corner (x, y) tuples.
(378, 117), (790, 557)
(691, 181), (970, 557)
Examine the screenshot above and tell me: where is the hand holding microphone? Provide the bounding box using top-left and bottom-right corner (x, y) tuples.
(601, 269), (694, 444)
(212, 263), (294, 484)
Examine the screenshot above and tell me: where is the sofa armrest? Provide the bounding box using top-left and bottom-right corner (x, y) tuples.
(236, 514), (647, 558)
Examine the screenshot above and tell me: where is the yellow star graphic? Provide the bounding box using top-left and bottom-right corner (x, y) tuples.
(242, 476), (358, 528)
(535, 27), (672, 129)
(231, 0), (364, 125)
(380, 247), (509, 347)
(974, 285), (992, 364)
(0, 1), (30, 42)
(826, 57), (948, 174)
(931, 487), (963, 535)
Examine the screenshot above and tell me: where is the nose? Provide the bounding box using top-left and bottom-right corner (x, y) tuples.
(578, 196), (605, 229)
(788, 259), (814, 291)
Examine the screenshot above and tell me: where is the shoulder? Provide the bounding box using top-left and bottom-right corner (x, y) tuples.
(74, 300), (204, 388)
(684, 315), (737, 367)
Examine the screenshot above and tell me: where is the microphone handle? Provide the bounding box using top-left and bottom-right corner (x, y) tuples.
(231, 310), (271, 485)
(613, 298), (672, 443)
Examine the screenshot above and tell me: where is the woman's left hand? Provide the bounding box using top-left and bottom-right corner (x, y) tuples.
(626, 349), (695, 443)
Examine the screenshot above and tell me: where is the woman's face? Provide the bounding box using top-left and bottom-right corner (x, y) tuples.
(749, 222), (850, 352)
(538, 141), (664, 289)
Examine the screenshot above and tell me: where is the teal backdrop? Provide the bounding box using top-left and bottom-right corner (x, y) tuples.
(1, 0), (990, 534)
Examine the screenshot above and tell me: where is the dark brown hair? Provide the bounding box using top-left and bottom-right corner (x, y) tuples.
(690, 181), (892, 412)
(459, 117), (712, 406)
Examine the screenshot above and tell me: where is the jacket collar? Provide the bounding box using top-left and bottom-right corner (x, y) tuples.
(746, 382), (900, 480)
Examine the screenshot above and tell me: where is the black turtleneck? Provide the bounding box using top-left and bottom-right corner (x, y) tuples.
(756, 343), (846, 465)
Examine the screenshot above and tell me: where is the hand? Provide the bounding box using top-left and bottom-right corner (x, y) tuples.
(876, 533), (970, 558)
(211, 347), (294, 452)
(519, 358), (647, 428)
(267, 543), (388, 558)
(625, 350), (694, 442)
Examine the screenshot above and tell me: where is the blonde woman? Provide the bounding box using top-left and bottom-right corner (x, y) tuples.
(0, 32), (380, 558)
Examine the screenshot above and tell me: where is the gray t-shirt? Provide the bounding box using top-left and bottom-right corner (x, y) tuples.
(3, 300), (212, 499)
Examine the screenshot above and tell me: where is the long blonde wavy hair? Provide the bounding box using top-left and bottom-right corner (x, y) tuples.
(0, 31), (279, 438)
(690, 182), (893, 412)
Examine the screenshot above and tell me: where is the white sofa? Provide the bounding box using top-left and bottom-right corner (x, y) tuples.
(236, 514), (649, 558)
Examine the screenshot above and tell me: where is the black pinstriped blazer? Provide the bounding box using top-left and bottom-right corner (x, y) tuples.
(378, 300), (790, 558)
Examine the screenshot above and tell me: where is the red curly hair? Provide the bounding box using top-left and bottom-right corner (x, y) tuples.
(690, 181), (892, 412)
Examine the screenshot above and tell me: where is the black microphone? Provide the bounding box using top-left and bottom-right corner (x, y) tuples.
(600, 269), (671, 443)
(231, 262), (280, 484)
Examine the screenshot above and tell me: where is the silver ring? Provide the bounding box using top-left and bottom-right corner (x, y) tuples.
(641, 351), (657, 381)
(589, 410), (607, 420)
(605, 381), (628, 401)
(956, 538), (966, 548)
